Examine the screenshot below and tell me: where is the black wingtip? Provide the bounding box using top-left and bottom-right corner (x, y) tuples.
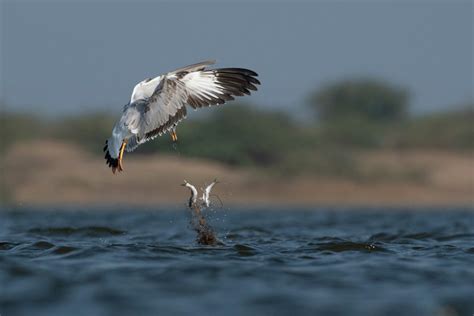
(104, 140), (119, 172)
(218, 68), (259, 77)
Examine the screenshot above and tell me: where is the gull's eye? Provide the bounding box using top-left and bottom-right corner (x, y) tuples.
(144, 77), (152, 83)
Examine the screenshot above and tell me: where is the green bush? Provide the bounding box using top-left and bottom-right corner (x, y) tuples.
(317, 116), (389, 148)
(138, 105), (306, 167)
(51, 113), (117, 153)
(310, 78), (409, 123)
(0, 112), (44, 152)
(388, 107), (473, 150)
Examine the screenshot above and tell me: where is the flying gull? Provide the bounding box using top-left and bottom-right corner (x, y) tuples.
(104, 60), (260, 173)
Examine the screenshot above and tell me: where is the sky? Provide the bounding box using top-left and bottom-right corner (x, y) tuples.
(1, 0), (472, 117)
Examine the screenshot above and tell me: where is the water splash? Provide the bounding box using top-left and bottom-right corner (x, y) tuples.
(189, 205), (218, 245)
(182, 179), (221, 245)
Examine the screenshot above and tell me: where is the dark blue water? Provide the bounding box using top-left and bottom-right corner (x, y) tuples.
(1, 207), (473, 316)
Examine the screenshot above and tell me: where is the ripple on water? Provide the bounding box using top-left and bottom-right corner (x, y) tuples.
(0, 242), (20, 250)
(368, 232), (400, 242)
(31, 241), (55, 250)
(233, 244), (258, 257)
(28, 226), (126, 237)
(52, 246), (79, 255)
(226, 226), (271, 239)
(1, 209), (473, 316)
(312, 240), (387, 253)
(435, 233), (474, 242)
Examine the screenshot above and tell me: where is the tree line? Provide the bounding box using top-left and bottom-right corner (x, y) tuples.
(1, 78), (472, 174)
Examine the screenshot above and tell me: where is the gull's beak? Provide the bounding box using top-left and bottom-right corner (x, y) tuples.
(116, 140), (127, 173)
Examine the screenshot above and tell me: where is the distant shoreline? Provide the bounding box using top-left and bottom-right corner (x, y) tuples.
(2, 140), (473, 207)
(2, 204), (473, 212)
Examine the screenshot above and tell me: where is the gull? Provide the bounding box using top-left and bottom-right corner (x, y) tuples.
(181, 179), (219, 209)
(202, 179), (218, 208)
(103, 60), (260, 173)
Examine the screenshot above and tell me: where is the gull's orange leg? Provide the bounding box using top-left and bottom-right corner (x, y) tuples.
(171, 130), (178, 142)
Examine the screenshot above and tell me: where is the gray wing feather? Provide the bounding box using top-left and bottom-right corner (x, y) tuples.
(126, 76), (188, 151)
(124, 60), (260, 152)
(142, 77), (188, 136)
(169, 60), (216, 75)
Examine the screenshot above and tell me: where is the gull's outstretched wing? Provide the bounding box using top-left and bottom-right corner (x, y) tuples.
(125, 61), (260, 152)
(169, 60), (216, 74)
(202, 179), (218, 208)
(182, 180), (198, 208)
(177, 66), (260, 109)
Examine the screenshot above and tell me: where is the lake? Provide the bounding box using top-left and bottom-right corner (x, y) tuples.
(1, 207), (473, 316)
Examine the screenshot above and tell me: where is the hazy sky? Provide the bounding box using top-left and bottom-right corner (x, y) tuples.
(1, 0), (472, 116)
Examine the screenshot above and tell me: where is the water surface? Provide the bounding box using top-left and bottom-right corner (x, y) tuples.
(1, 207), (473, 316)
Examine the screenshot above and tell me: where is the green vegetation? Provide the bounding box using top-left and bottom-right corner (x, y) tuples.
(1, 78), (472, 177)
(0, 112), (44, 153)
(388, 108), (474, 150)
(141, 106), (308, 167)
(309, 78), (409, 123)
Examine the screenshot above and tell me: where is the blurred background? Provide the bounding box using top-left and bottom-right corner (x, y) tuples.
(1, 0), (472, 207)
